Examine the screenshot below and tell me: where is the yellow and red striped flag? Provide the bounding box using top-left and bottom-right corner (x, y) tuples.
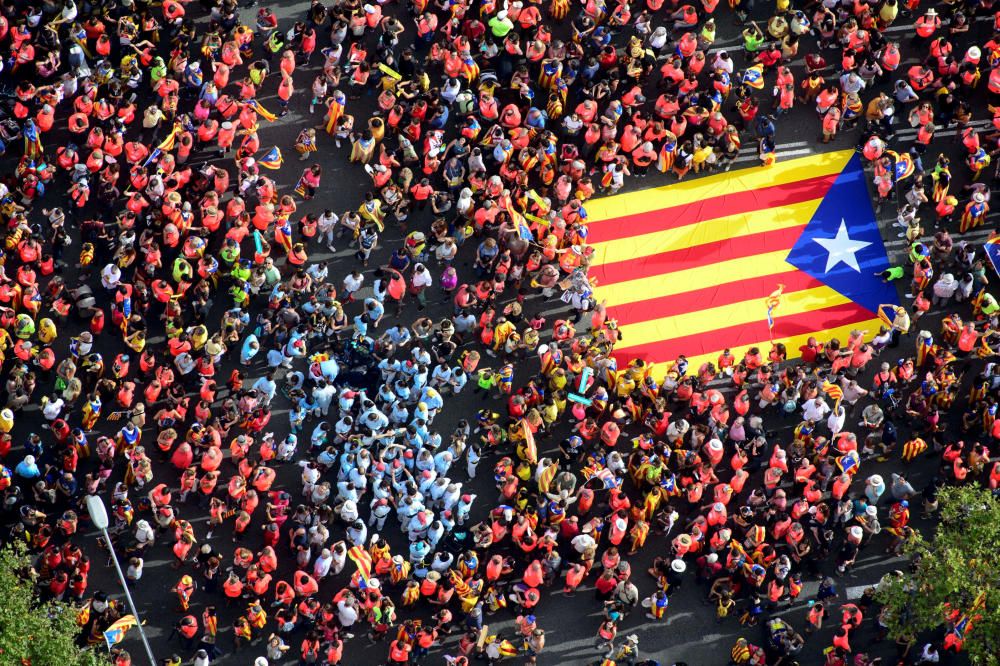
(520, 418), (537, 465)
(585, 151), (899, 373)
(537, 461), (559, 494)
(765, 284), (785, 336)
(821, 379), (844, 409)
(450, 570), (472, 597)
(347, 545), (372, 585)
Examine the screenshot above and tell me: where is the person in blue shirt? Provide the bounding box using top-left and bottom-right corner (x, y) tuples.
(364, 298), (385, 328)
(15, 455), (40, 481)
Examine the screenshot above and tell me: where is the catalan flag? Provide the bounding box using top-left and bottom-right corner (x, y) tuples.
(103, 614), (139, 648)
(23, 120), (43, 160)
(537, 460), (559, 494)
(585, 151), (898, 373)
(514, 210), (534, 241)
(916, 332), (934, 367)
(500, 193), (534, 241)
(821, 378), (844, 408)
(258, 146), (283, 170)
(984, 234), (1000, 277)
(885, 149), (915, 181)
(582, 463), (621, 489)
(520, 418), (537, 465)
(765, 283), (784, 335)
(450, 570), (473, 598)
(460, 55), (480, 83)
(901, 437), (927, 462)
(742, 64), (765, 89)
(347, 545), (372, 586)
(156, 124), (181, 153)
(324, 92), (346, 136)
(246, 98), (278, 122)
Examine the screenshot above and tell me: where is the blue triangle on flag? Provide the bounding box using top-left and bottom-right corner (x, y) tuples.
(785, 153), (900, 315)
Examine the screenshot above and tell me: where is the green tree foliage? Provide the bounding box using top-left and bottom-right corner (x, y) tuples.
(875, 485), (1000, 665)
(0, 543), (105, 666)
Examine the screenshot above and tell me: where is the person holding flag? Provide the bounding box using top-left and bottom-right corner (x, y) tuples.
(765, 284), (784, 339)
(103, 615), (139, 650)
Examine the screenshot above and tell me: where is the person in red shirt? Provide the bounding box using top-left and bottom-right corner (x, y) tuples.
(799, 337), (822, 363)
(409, 178), (435, 210)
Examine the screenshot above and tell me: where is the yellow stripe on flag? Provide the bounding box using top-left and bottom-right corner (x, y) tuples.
(589, 198), (820, 267)
(612, 286), (851, 353)
(586, 150), (853, 222)
(594, 252), (795, 309)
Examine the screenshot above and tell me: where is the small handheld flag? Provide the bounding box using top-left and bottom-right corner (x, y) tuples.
(258, 147), (283, 170)
(893, 153), (915, 181)
(742, 64), (765, 89)
(246, 98), (278, 122)
(821, 378), (844, 409)
(765, 284), (785, 336)
(347, 545), (373, 586)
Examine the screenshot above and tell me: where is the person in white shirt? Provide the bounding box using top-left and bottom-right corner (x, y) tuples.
(562, 113), (584, 135)
(411, 263), (433, 309)
(450, 368), (468, 395)
(125, 557), (143, 584)
(41, 395), (64, 421)
(802, 397), (831, 423)
(337, 597), (359, 631)
(572, 532), (597, 554)
(134, 520), (155, 548)
(435, 238), (458, 264)
(100, 263), (122, 290)
(827, 405), (846, 435)
(317, 210), (339, 250)
(313, 548), (334, 579)
(341, 270), (365, 302)
(711, 51), (734, 74)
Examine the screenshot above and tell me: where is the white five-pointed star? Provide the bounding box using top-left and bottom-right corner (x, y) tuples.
(813, 220), (871, 273)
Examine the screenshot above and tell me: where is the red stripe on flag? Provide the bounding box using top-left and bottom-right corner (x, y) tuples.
(606, 270), (823, 327)
(592, 225), (805, 287)
(611, 302), (875, 362)
(587, 173), (839, 243)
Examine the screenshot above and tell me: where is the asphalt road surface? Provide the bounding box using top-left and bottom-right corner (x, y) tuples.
(3, 0), (992, 665)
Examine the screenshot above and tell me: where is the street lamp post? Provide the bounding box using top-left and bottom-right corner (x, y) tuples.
(84, 494), (157, 666)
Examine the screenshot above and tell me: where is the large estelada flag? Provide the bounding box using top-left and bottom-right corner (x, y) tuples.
(586, 151), (900, 372)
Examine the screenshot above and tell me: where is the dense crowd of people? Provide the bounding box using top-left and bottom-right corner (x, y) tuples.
(2, 0), (1000, 664)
